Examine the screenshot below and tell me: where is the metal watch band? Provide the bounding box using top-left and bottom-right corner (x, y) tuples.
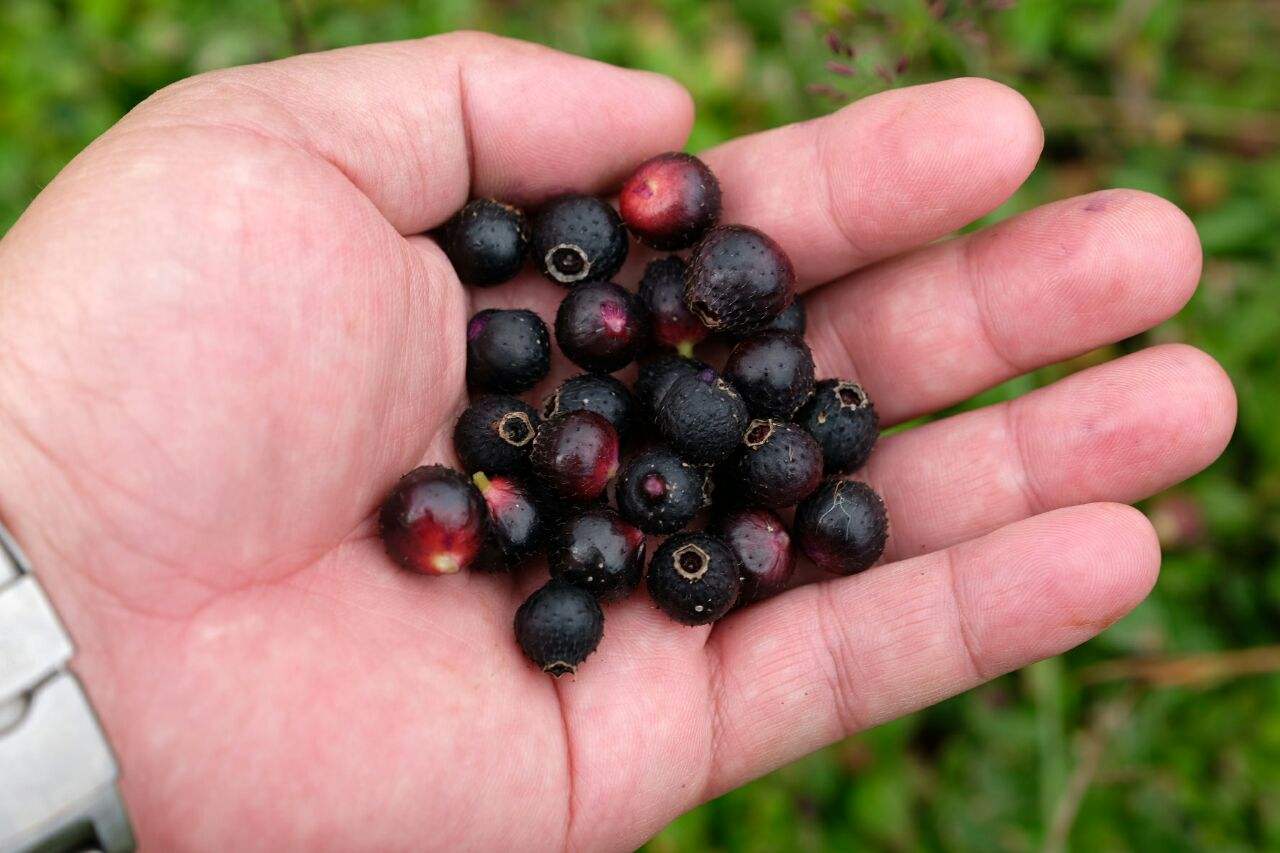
(0, 524), (135, 853)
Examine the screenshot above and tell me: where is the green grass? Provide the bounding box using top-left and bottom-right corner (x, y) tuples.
(3, 1), (1279, 849)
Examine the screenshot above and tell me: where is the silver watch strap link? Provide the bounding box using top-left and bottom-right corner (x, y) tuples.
(0, 525), (134, 853)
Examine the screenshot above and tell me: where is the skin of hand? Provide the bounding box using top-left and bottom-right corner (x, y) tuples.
(0, 32), (1235, 852)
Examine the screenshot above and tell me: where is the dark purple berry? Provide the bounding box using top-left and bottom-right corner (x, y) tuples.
(554, 281), (649, 373)
(757, 300), (806, 337)
(453, 395), (540, 475)
(616, 445), (709, 534)
(620, 152), (722, 251)
(515, 579), (604, 677)
(714, 507), (795, 604)
(471, 473), (544, 571)
(724, 330), (816, 419)
(634, 353), (711, 421)
(646, 532), (741, 625)
(549, 507), (646, 601)
(734, 420), (823, 508)
(530, 195), (628, 286)
(543, 373), (637, 442)
(685, 225), (796, 335)
(466, 309), (551, 393)
(654, 368), (750, 465)
(638, 256), (708, 356)
(794, 479), (888, 575)
(796, 380), (879, 475)
(378, 465), (487, 575)
(440, 198), (529, 286)
(530, 410), (620, 502)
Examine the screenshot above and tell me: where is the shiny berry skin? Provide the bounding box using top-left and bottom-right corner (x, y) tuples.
(530, 410), (620, 502)
(440, 198), (529, 286)
(634, 353), (711, 422)
(794, 479), (888, 575)
(530, 195), (628, 286)
(515, 579), (605, 677)
(549, 507), (646, 601)
(655, 368), (750, 465)
(453, 395), (540, 475)
(471, 473), (544, 571)
(646, 532), (741, 625)
(378, 465), (487, 575)
(555, 281), (649, 373)
(616, 445), (709, 534)
(734, 420), (824, 508)
(758, 300), (806, 337)
(796, 380), (880, 475)
(466, 309), (551, 393)
(543, 373), (637, 442)
(685, 225), (796, 335)
(714, 507), (795, 604)
(620, 152), (722, 251)
(638, 256), (708, 356)
(724, 330), (816, 419)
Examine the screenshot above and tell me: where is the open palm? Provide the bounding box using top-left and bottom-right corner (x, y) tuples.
(0, 34), (1234, 852)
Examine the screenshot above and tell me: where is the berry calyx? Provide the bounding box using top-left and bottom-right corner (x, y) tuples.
(378, 465), (487, 575)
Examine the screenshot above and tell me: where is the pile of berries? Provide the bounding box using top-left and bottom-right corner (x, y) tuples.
(379, 152), (887, 677)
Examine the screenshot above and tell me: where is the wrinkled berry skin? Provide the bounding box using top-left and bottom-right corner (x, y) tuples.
(531, 195), (628, 286)
(440, 198), (529, 286)
(724, 330), (816, 419)
(655, 369), (750, 465)
(634, 354), (711, 421)
(555, 281), (649, 373)
(515, 579), (605, 677)
(794, 479), (888, 575)
(616, 445), (709, 534)
(544, 373), (637, 442)
(453, 395), (541, 475)
(379, 465), (487, 575)
(734, 420), (824, 508)
(620, 152), (722, 250)
(466, 309), (551, 393)
(646, 532), (742, 625)
(685, 225), (796, 335)
(549, 507), (646, 601)
(638, 257), (708, 356)
(796, 380), (880, 475)
(472, 473), (544, 571)
(758, 300), (806, 337)
(530, 411), (620, 502)
(714, 507), (795, 604)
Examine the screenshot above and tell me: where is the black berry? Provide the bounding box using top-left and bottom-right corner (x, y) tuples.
(619, 152), (722, 251)
(515, 579), (604, 677)
(471, 473), (544, 571)
(543, 373), (637, 442)
(453, 395), (540, 475)
(796, 380), (879, 475)
(638, 256), (708, 356)
(530, 195), (628, 286)
(549, 507), (646, 601)
(530, 410), (620, 502)
(466, 309), (551, 393)
(615, 445), (709, 534)
(758, 300), (806, 337)
(440, 198), (529, 286)
(646, 532), (741, 625)
(723, 330), (816, 419)
(634, 353), (711, 421)
(714, 507), (795, 604)
(654, 368), (750, 465)
(794, 479), (888, 575)
(734, 420), (823, 508)
(378, 465), (487, 575)
(554, 281), (649, 373)
(685, 224), (796, 335)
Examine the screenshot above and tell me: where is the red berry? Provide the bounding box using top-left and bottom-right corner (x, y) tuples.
(530, 411), (620, 502)
(714, 507), (795, 604)
(620, 152), (722, 250)
(638, 257), (708, 356)
(378, 465), (487, 575)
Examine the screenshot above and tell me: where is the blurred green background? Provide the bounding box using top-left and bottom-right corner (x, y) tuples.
(2, 0), (1278, 849)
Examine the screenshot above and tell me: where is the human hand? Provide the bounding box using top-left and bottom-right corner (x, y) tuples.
(0, 33), (1235, 851)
